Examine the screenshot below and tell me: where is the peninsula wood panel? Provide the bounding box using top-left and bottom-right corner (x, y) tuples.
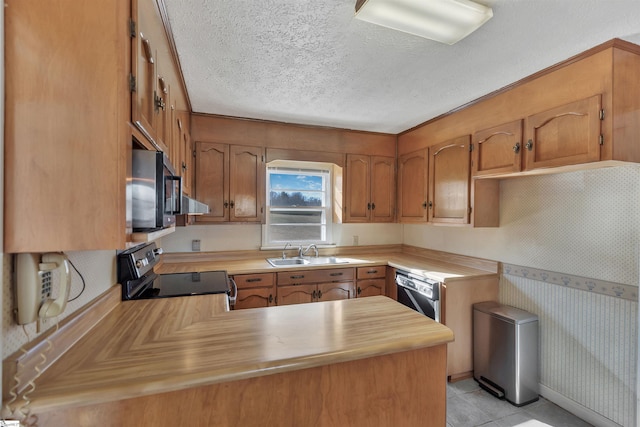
(35, 346), (448, 427)
(4, 0), (129, 252)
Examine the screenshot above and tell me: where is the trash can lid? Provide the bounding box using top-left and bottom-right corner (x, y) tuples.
(473, 301), (538, 324)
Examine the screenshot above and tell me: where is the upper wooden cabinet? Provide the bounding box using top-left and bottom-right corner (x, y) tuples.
(195, 142), (265, 223)
(4, 0), (129, 252)
(524, 95), (603, 170)
(344, 154), (395, 223)
(397, 149), (429, 223)
(472, 120), (523, 176)
(428, 136), (471, 225)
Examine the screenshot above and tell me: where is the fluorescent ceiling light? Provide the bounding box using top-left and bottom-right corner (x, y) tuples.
(354, 0), (493, 45)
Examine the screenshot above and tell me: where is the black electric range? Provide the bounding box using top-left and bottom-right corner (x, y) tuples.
(117, 242), (232, 301)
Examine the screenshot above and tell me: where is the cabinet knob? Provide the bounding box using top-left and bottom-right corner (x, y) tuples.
(229, 200), (235, 209)
(223, 201), (229, 208)
(525, 139), (533, 151)
(268, 294), (273, 304)
(513, 142), (521, 153)
(428, 201), (433, 209)
(317, 290), (322, 299)
(357, 286), (362, 295)
(312, 290), (317, 299)
(367, 202), (371, 210)
(371, 203), (376, 210)
(422, 202), (427, 209)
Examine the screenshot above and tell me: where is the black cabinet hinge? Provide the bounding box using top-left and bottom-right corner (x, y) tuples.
(193, 150), (197, 158)
(129, 18), (136, 38)
(469, 144), (474, 152)
(599, 109), (605, 120)
(599, 134), (604, 145)
(129, 74), (136, 92)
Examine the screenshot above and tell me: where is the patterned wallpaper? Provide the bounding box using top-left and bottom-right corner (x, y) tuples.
(404, 164), (640, 426)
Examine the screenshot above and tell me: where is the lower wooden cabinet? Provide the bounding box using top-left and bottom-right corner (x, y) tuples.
(277, 268), (356, 306)
(231, 273), (276, 310)
(441, 276), (498, 380)
(356, 266), (386, 297)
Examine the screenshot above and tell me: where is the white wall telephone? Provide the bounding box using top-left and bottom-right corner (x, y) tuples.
(15, 253), (71, 324)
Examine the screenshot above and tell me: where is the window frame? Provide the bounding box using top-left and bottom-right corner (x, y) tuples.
(263, 160), (334, 247)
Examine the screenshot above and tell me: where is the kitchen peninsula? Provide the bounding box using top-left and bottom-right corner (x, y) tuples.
(4, 292), (453, 426)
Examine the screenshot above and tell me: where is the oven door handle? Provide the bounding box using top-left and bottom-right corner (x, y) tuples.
(228, 278), (237, 307)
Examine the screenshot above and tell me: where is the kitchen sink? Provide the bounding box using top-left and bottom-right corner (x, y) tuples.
(267, 258), (310, 266)
(266, 256), (354, 267)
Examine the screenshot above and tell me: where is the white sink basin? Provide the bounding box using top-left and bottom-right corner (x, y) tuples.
(267, 258), (310, 267)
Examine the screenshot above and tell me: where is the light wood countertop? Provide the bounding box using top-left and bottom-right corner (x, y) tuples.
(24, 295), (453, 413)
(158, 249), (498, 282)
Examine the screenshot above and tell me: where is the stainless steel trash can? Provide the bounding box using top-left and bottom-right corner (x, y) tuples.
(473, 301), (539, 406)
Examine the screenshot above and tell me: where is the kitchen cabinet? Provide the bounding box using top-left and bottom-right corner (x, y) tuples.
(195, 142), (265, 223)
(472, 120), (523, 177)
(441, 276), (498, 380)
(523, 95), (603, 170)
(4, 0), (130, 252)
(231, 273), (276, 310)
(277, 268), (356, 306)
(355, 266), (386, 297)
(428, 135), (471, 224)
(131, 0), (172, 152)
(344, 154), (395, 223)
(170, 110), (193, 196)
(397, 148), (429, 223)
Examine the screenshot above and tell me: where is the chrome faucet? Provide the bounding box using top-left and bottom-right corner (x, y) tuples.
(282, 242), (291, 259)
(301, 244), (319, 258)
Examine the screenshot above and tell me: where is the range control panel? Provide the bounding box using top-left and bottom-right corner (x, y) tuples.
(117, 242), (163, 282)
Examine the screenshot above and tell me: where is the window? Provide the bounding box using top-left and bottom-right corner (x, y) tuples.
(264, 160), (333, 246)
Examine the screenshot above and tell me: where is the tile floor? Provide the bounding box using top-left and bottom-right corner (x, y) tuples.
(447, 379), (593, 427)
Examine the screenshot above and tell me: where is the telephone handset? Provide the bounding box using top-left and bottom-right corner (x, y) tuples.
(15, 252), (71, 325)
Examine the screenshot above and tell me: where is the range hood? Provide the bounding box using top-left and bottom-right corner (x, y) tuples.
(181, 195), (210, 215)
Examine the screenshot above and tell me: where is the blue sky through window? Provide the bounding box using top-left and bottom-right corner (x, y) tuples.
(270, 173), (322, 191)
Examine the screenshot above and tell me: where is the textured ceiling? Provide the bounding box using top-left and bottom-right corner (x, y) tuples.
(164, 0), (640, 134)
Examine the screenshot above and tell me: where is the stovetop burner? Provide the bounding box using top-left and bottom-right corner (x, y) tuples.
(117, 242), (231, 301)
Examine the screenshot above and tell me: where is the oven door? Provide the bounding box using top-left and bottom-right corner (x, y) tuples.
(396, 280), (440, 322)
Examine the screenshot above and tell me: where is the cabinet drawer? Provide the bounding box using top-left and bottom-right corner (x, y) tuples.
(277, 268), (354, 285)
(356, 266), (386, 279)
(232, 273), (275, 289)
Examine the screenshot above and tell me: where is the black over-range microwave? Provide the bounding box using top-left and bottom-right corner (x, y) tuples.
(132, 149), (182, 231)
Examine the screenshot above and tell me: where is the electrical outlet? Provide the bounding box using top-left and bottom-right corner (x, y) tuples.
(192, 239), (201, 252)
(352, 235), (359, 246)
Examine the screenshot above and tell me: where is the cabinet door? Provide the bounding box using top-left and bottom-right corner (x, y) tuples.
(370, 156), (395, 222)
(524, 95), (602, 170)
(154, 67), (170, 152)
(5, 0), (128, 252)
(429, 136), (471, 224)
(234, 287), (276, 310)
(229, 145), (265, 222)
(317, 282), (356, 301)
(344, 154), (371, 222)
(278, 284), (316, 306)
(397, 148), (429, 223)
(131, 0), (157, 144)
(472, 120), (523, 176)
(178, 112), (193, 196)
(195, 142), (229, 222)
(356, 279), (386, 298)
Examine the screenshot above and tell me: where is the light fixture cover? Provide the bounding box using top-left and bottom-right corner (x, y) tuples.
(354, 0), (493, 45)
